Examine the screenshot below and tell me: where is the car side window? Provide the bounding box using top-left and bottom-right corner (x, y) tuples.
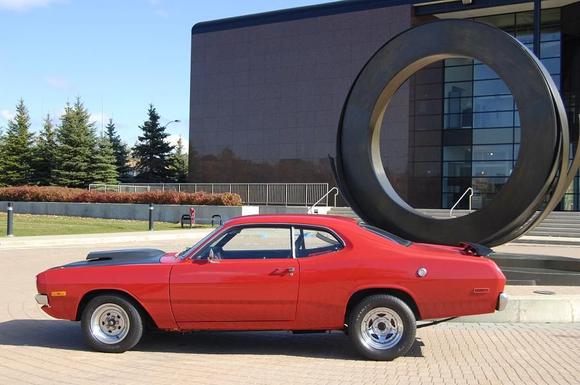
(294, 227), (343, 258)
(199, 226), (292, 260)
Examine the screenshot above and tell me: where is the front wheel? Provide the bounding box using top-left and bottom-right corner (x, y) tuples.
(348, 295), (416, 360)
(81, 294), (144, 353)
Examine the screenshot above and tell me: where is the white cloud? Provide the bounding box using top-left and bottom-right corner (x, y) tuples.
(0, 0), (62, 11)
(168, 134), (188, 152)
(45, 75), (73, 91)
(1, 109), (14, 121)
(146, 0), (168, 18)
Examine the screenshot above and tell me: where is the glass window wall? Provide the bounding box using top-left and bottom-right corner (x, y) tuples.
(441, 8), (562, 209)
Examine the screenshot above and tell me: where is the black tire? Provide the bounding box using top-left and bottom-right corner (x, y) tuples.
(348, 294), (416, 360)
(81, 294), (144, 353)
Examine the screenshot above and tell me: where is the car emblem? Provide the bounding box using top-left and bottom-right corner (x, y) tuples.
(416, 268), (428, 278)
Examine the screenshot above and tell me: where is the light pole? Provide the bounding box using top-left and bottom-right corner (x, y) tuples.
(148, 203), (154, 231)
(6, 202), (14, 237)
(162, 119), (180, 130)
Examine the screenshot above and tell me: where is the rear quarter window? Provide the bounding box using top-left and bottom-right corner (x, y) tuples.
(294, 227), (344, 257)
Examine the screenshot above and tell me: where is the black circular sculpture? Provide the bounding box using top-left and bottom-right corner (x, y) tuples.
(334, 20), (579, 247)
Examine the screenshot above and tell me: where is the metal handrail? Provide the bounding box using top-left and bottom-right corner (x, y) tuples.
(308, 187), (339, 214)
(449, 187), (474, 217)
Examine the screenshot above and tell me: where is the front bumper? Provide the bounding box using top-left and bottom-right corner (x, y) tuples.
(496, 292), (508, 311)
(35, 294), (49, 306)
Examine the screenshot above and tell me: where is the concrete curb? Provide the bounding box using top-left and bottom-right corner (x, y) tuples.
(455, 295), (580, 323)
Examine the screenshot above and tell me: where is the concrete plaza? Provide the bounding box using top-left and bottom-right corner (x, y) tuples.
(0, 235), (578, 385)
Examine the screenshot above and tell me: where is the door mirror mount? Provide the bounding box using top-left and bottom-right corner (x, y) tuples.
(208, 247), (221, 263)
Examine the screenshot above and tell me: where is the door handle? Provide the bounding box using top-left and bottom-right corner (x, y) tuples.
(271, 267), (295, 276)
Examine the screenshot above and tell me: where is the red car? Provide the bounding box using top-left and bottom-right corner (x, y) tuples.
(35, 214), (507, 360)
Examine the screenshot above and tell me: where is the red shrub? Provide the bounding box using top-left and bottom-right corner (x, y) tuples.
(0, 186), (242, 206)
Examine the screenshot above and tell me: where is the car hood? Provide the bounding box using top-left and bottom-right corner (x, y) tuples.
(61, 248), (167, 268)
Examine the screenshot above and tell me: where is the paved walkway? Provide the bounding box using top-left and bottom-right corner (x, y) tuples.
(0, 228), (211, 249)
(0, 239), (578, 384)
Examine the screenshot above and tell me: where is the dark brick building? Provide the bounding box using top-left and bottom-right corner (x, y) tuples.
(190, 0), (580, 210)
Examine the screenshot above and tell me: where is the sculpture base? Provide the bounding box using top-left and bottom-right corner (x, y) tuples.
(491, 253), (580, 286)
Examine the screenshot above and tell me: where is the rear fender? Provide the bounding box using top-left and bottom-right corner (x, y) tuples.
(344, 286), (422, 323)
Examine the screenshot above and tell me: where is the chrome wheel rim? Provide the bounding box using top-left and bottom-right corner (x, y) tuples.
(90, 303), (130, 345)
(360, 307), (404, 350)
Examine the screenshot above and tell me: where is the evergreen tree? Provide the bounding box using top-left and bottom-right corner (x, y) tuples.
(0, 128), (5, 185)
(31, 114), (57, 185)
(91, 135), (119, 184)
(132, 104), (174, 182)
(169, 136), (188, 182)
(53, 98), (97, 188)
(0, 99), (34, 186)
(104, 119), (132, 181)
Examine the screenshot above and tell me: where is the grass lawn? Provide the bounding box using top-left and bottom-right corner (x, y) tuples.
(0, 213), (207, 237)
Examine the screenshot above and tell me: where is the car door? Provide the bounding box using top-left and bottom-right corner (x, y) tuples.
(170, 225), (299, 323)
(293, 226), (349, 328)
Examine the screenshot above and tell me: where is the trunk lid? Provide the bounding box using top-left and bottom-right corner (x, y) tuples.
(409, 241), (493, 258)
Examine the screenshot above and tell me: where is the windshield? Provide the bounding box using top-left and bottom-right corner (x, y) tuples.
(359, 223), (412, 247)
(178, 225), (224, 259)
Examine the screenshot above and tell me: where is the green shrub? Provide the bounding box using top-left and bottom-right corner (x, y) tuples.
(0, 186), (242, 206)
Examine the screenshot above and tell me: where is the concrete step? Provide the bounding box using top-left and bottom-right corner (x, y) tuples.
(328, 207), (355, 212)
(533, 222), (580, 227)
(530, 231), (580, 236)
(539, 220), (580, 225)
(330, 207), (580, 219)
(527, 232), (580, 238)
(327, 207), (580, 239)
(532, 225), (580, 231)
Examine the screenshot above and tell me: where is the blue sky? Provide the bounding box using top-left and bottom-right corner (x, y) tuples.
(0, 0), (332, 149)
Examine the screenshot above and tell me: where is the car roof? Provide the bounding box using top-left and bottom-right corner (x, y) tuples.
(225, 214), (358, 227)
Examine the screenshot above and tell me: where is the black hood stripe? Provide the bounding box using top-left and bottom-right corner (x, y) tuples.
(62, 248), (166, 268)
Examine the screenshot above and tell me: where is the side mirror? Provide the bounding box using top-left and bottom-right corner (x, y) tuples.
(208, 248), (221, 263)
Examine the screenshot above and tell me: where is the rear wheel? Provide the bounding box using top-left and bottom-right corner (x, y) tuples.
(348, 294), (416, 360)
(81, 294), (143, 353)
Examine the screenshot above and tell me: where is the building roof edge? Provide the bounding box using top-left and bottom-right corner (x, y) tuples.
(191, 0), (413, 35)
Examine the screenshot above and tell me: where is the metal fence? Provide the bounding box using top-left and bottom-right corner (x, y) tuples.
(88, 183), (335, 207)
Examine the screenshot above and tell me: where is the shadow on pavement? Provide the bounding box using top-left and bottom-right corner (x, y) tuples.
(0, 319), (85, 351)
(0, 319), (425, 360)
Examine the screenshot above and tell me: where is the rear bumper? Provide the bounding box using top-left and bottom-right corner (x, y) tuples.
(496, 292), (508, 311)
(35, 294), (49, 306)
